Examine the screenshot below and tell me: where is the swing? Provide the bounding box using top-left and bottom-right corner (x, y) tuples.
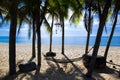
(44, 47), (94, 63)
(82, 47), (106, 69)
(44, 55), (83, 63)
(18, 61), (36, 73)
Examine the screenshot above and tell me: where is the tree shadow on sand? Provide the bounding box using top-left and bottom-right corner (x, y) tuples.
(93, 66), (120, 79)
(62, 54), (99, 80)
(33, 61), (77, 80)
(31, 54), (85, 80)
(1, 57), (36, 80)
(43, 54), (97, 80)
(63, 54), (120, 80)
(1, 55), (120, 80)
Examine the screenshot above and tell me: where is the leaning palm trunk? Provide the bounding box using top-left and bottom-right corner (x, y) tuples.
(85, 1), (92, 55)
(9, 1), (17, 75)
(85, 30), (90, 54)
(86, 0), (111, 77)
(104, 10), (118, 60)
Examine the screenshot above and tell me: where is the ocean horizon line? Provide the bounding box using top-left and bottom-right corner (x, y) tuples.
(0, 36), (120, 46)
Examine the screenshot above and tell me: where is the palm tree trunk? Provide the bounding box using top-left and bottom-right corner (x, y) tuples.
(9, 1), (17, 75)
(36, 0), (41, 66)
(32, 14), (36, 58)
(104, 10), (118, 60)
(86, 19), (106, 77)
(85, 31), (90, 54)
(37, 29), (41, 66)
(86, 0), (111, 77)
(61, 18), (64, 54)
(49, 15), (54, 52)
(85, 1), (91, 55)
(36, 0), (47, 66)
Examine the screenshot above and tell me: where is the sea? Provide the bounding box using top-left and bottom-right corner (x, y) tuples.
(0, 36), (120, 46)
(0, 13), (120, 46)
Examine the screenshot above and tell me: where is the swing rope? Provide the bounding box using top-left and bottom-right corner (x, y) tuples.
(44, 46), (94, 63)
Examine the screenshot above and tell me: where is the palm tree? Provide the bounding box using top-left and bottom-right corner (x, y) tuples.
(48, 0), (83, 55)
(9, 0), (18, 75)
(32, 12), (36, 58)
(58, 0), (69, 55)
(19, 0), (37, 58)
(86, 0), (112, 77)
(84, 0), (99, 55)
(47, 2), (55, 53)
(48, 0), (81, 55)
(61, 17), (65, 54)
(0, 0), (37, 75)
(24, 0), (36, 58)
(48, 0), (69, 55)
(0, 0), (21, 75)
(84, 0), (93, 55)
(104, 0), (120, 61)
(0, 0), (26, 75)
(49, 14), (54, 52)
(36, 0), (48, 66)
(35, 0), (41, 66)
(20, 0), (47, 67)
(44, 2), (59, 53)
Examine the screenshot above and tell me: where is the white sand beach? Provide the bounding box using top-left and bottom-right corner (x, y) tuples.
(0, 43), (120, 80)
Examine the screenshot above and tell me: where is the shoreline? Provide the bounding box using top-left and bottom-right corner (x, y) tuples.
(0, 42), (120, 47)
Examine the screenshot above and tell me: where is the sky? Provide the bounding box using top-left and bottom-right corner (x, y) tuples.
(0, 12), (120, 39)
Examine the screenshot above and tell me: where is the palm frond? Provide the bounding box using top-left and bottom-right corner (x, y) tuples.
(84, 11), (88, 31)
(90, 15), (93, 34)
(0, 10), (3, 27)
(104, 24), (107, 34)
(0, 10), (3, 20)
(44, 18), (51, 33)
(2, 13), (10, 23)
(17, 17), (25, 34)
(69, 12), (81, 26)
(28, 23), (31, 39)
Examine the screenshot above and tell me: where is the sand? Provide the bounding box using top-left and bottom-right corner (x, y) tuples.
(0, 43), (120, 80)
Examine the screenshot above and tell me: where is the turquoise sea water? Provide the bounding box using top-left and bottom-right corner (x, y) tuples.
(0, 13), (120, 46)
(0, 36), (120, 46)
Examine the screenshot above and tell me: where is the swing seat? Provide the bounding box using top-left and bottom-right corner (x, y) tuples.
(18, 62), (36, 73)
(82, 54), (106, 69)
(45, 52), (56, 57)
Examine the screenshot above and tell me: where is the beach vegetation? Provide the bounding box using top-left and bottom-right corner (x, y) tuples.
(0, 0), (27, 75)
(104, 0), (120, 61)
(86, 0), (112, 77)
(44, 0), (59, 53)
(9, 0), (18, 75)
(84, 0), (93, 56)
(21, 0), (37, 58)
(57, 0), (69, 55)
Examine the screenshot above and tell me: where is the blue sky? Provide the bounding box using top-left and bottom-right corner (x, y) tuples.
(0, 13), (120, 38)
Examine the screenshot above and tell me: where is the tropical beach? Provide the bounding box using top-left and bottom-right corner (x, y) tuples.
(0, 43), (120, 80)
(0, 0), (120, 80)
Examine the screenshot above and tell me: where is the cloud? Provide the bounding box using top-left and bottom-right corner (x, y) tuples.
(0, 13), (120, 38)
